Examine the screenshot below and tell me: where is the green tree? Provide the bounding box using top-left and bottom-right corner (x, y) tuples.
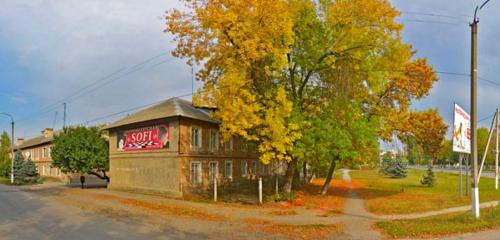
(0, 131), (11, 177)
(12, 152), (40, 184)
(421, 164), (436, 187)
(383, 159), (407, 178)
(51, 126), (110, 182)
(166, 0), (439, 196)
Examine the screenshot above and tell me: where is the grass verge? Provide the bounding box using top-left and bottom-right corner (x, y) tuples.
(350, 169), (500, 215)
(0, 177), (10, 185)
(376, 206), (500, 238)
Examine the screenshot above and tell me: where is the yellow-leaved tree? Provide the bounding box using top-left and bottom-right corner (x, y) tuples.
(166, 0), (440, 196)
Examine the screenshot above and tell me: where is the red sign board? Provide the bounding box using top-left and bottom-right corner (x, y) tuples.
(117, 124), (169, 151)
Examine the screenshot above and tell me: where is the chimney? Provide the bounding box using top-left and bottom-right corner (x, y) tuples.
(17, 138), (25, 146)
(43, 128), (54, 139)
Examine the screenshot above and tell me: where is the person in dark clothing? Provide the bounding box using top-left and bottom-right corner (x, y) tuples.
(80, 175), (85, 189)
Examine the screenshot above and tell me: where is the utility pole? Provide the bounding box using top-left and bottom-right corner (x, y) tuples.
(470, 13), (480, 219)
(496, 108), (499, 190)
(63, 102), (67, 129)
(470, 0), (490, 218)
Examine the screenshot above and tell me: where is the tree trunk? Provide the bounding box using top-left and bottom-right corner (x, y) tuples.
(88, 171), (110, 182)
(320, 157), (337, 195)
(302, 161), (307, 184)
(283, 157), (297, 199)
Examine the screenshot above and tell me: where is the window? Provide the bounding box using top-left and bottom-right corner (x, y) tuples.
(46, 166), (51, 176)
(225, 161), (233, 181)
(259, 163), (266, 175)
(209, 161), (218, 182)
(241, 161), (248, 177)
(55, 168), (60, 177)
(30, 150), (34, 160)
(241, 140), (248, 152)
(41, 166), (45, 176)
(251, 161), (257, 175)
(209, 129), (219, 152)
(191, 126), (202, 149)
(190, 161), (202, 185)
(224, 137), (233, 152)
(49, 147), (53, 158)
(42, 148), (47, 158)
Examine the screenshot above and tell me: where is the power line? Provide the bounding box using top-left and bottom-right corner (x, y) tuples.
(17, 52), (174, 123)
(400, 11), (470, 21)
(398, 18), (467, 26)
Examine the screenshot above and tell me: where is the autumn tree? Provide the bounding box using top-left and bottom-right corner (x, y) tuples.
(406, 109), (448, 162)
(165, 0), (439, 196)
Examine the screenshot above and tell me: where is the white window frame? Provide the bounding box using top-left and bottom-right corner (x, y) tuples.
(209, 129), (219, 152)
(224, 137), (233, 152)
(259, 162), (266, 175)
(241, 161), (248, 177)
(225, 160), (233, 181)
(209, 161), (219, 183)
(190, 126), (202, 149)
(49, 147), (52, 158)
(55, 168), (61, 177)
(190, 161), (202, 185)
(42, 148), (46, 158)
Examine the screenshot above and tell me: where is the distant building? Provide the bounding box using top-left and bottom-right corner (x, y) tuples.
(102, 98), (268, 196)
(15, 128), (65, 179)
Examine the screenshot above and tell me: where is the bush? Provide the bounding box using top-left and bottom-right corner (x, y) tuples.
(421, 164), (436, 187)
(381, 159), (407, 178)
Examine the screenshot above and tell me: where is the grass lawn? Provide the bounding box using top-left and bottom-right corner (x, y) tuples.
(0, 177), (10, 185)
(376, 206), (500, 238)
(350, 169), (500, 215)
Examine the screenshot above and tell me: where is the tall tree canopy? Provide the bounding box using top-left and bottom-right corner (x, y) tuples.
(166, 0), (439, 195)
(51, 126), (110, 182)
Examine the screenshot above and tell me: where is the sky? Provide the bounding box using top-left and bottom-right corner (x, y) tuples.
(0, 0), (500, 143)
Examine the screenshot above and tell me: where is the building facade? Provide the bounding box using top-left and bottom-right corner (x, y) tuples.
(103, 98), (270, 197)
(16, 128), (65, 179)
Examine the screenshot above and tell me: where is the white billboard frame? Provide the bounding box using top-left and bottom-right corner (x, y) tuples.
(453, 103), (471, 154)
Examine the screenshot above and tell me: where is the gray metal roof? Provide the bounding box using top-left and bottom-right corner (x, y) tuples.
(102, 98), (218, 130)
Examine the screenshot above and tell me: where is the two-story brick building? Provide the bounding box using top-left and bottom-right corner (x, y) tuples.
(102, 97), (269, 196)
(16, 128), (65, 179)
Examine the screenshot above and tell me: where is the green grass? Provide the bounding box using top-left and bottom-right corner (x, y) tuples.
(376, 206), (500, 238)
(350, 169), (500, 215)
(0, 177), (10, 185)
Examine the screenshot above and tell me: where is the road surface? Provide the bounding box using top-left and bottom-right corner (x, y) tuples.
(0, 184), (203, 240)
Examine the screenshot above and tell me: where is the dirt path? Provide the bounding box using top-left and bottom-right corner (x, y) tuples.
(339, 169), (383, 240)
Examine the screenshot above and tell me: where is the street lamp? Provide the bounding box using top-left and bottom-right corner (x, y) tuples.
(0, 112), (14, 184)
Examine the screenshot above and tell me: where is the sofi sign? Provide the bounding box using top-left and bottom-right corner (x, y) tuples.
(117, 124), (169, 151)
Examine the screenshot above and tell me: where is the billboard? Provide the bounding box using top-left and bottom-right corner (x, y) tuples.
(117, 124), (169, 151)
(453, 104), (471, 154)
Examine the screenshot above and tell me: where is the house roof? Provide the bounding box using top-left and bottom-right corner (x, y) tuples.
(102, 97), (218, 130)
(17, 130), (62, 149)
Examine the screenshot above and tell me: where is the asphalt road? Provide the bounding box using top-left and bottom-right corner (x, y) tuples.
(0, 184), (203, 240)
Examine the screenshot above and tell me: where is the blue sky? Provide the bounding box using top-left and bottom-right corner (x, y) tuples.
(0, 0), (499, 142)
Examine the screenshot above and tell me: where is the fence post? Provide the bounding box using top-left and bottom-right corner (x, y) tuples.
(214, 177), (217, 202)
(258, 177), (263, 205)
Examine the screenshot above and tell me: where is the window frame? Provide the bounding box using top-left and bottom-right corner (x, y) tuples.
(225, 160), (233, 181)
(190, 125), (202, 149)
(224, 137), (233, 152)
(190, 161), (202, 185)
(209, 129), (219, 152)
(241, 161), (248, 177)
(208, 161), (219, 183)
